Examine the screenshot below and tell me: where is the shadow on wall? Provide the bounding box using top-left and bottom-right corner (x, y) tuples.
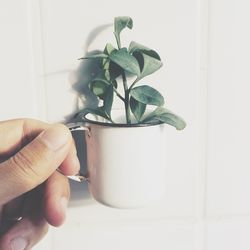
(66, 23), (112, 123)
(67, 24), (111, 207)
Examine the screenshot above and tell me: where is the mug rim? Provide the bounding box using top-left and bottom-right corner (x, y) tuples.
(83, 117), (164, 128)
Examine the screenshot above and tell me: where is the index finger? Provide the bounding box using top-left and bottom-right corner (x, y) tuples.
(0, 118), (80, 175)
(0, 119), (50, 158)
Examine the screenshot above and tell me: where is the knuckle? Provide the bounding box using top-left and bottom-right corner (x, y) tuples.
(11, 150), (40, 182)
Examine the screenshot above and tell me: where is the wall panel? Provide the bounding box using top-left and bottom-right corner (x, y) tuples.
(2, 0), (245, 249)
(206, 0), (250, 216)
(0, 0), (40, 120)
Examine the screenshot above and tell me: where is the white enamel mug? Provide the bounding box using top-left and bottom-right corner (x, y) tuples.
(69, 115), (167, 208)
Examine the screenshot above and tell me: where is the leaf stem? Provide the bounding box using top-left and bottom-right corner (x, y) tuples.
(111, 82), (125, 102)
(112, 85), (125, 102)
(129, 77), (140, 91)
(122, 72), (131, 124)
(114, 34), (121, 49)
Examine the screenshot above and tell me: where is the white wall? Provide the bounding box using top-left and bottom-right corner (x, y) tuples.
(0, 0), (250, 249)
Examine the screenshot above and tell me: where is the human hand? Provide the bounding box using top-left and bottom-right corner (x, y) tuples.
(0, 119), (80, 250)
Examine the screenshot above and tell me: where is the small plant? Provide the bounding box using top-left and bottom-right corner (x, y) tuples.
(78, 16), (186, 130)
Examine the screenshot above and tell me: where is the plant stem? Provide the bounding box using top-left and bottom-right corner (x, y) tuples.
(128, 77), (139, 91)
(122, 72), (131, 124)
(112, 85), (125, 102)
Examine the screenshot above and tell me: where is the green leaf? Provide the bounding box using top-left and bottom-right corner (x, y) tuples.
(142, 107), (186, 130)
(76, 107), (111, 122)
(103, 85), (114, 116)
(101, 61), (123, 80)
(114, 16), (133, 48)
(89, 79), (111, 100)
(109, 61), (124, 79)
(111, 79), (118, 89)
(144, 55), (162, 75)
(102, 44), (116, 72)
(136, 52), (163, 79)
(103, 45), (124, 79)
(156, 113), (186, 130)
(130, 97), (146, 122)
(102, 60), (110, 70)
(102, 69), (110, 80)
(79, 53), (108, 60)
(129, 42), (163, 79)
(130, 85), (164, 106)
(129, 41), (161, 60)
(109, 48), (141, 76)
(104, 43), (116, 55)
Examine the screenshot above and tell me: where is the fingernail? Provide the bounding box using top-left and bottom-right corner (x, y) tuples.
(39, 124), (70, 151)
(11, 237), (27, 250)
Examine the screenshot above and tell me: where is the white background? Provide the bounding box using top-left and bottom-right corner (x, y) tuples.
(1, 0), (250, 249)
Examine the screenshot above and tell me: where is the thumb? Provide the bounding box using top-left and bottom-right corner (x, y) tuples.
(0, 124), (72, 205)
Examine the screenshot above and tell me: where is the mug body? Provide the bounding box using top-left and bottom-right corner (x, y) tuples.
(85, 122), (167, 208)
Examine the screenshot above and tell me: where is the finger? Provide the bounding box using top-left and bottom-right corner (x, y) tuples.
(0, 197), (24, 236)
(0, 119), (49, 158)
(0, 186), (48, 249)
(1, 197), (24, 225)
(0, 119), (80, 176)
(0, 204), (3, 228)
(0, 217), (48, 250)
(44, 171), (70, 227)
(0, 124), (72, 205)
(59, 140), (80, 175)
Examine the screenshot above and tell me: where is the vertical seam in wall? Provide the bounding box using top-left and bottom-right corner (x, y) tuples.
(26, 0), (38, 118)
(203, 0), (210, 224)
(204, 0), (210, 247)
(194, 0), (209, 249)
(27, 0), (48, 121)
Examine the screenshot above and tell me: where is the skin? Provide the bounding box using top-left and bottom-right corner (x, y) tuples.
(0, 119), (80, 249)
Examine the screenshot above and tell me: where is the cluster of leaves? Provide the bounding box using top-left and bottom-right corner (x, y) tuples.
(78, 16), (186, 130)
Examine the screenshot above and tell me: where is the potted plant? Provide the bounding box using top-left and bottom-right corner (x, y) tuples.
(71, 16), (186, 208)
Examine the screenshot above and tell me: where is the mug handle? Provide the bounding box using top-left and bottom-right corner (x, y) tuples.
(67, 122), (90, 133)
(63, 122), (90, 183)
